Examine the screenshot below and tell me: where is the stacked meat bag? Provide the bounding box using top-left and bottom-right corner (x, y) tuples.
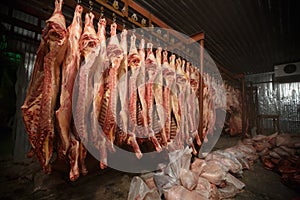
(249, 133), (300, 190)
(128, 141), (259, 200)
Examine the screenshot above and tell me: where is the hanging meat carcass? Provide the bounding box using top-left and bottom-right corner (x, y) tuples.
(99, 22), (123, 156)
(74, 12), (100, 143)
(21, 0), (215, 178)
(168, 55), (181, 143)
(116, 29), (143, 159)
(228, 88), (243, 135)
(127, 33), (143, 158)
(162, 51), (175, 143)
(223, 83), (243, 135)
(136, 39), (148, 137)
(145, 43), (158, 145)
(183, 62), (199, 154)
(22, 0), (68, 173)
(89, 17), (110, 169)
(187, 64), (201, 146)
(175, 59), (189, 148)
(56, 4), (83, 156)
(116, 28), (129, 146)
(153, 47), (168, 146)
(73, 12), (101, 175)
(188, 66), (201, 146)
(55, 4), (83, 181)
(138, 39), (161, 152)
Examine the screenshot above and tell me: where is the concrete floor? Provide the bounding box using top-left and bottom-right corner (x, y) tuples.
(0, 134), (299, 200)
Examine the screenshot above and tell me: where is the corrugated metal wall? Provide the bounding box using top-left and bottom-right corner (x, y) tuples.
(277, 82), (300, 133)
(246, 73), (300, 134)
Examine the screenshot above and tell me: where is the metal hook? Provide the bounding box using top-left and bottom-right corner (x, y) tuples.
(77, 0), (81, 4)
(122, 19), (126, 30)
(100, 6), (104, 18)
(156, 38), (161, 47)
(121, 6), (126, 15)
(141, 18), (146, 26)
(170, 37), (175, 44)
(131, 13), (138, 22)
(132, 25), (136, 34)
(89, 0), (93, 12)
(113, 0), (119, 10)
(112, 13), (116, 23)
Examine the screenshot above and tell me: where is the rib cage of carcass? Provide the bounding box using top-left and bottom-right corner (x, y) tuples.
(20, 0), (222, 181)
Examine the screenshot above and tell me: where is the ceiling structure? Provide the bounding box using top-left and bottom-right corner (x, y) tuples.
(135, 0), (300, 74)
(1, 0), (299, 75)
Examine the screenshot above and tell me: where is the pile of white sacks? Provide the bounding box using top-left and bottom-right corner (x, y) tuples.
(128, 141), (259, 200)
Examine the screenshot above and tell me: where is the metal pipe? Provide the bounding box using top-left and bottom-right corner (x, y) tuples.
(241, 75), (246, 137)
(198, 39), (204, 145)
